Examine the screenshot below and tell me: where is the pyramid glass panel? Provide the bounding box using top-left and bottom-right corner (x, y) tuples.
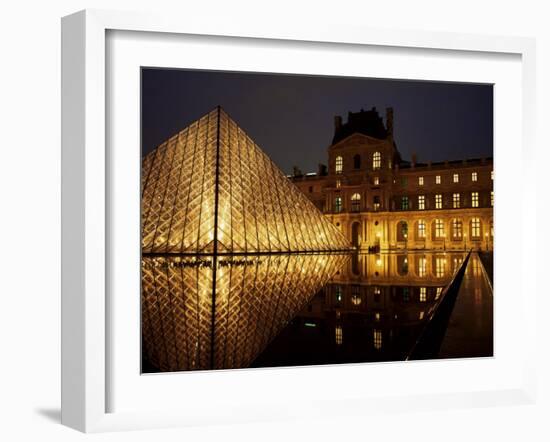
(141, 107), (351, 254)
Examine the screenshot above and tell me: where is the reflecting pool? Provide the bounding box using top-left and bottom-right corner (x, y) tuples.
(142, 251), (493, 373)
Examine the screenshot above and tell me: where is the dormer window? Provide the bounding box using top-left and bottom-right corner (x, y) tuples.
(335, 156), (343, 174)
(373, 152), (381, 170)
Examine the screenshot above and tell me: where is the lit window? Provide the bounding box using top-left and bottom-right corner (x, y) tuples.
(436, 258), (446, 278)
(453, 257), (462, 272)
(436, 175), (441, 184)
(388, 160), (392, 170)
(471, 171), (478, 182)
(335, 325), (343, 345)
(418, 176), (424, 186)
(417, 220), (426, 238)
(471, 218), (481, 238)
(373, 176), (379, 186)
(435, 287), (443, 300)
(453, 193), (460, 208)
(399, 221), (408, 240)
(471, 192), (479, 208)
(418, 258), (427, 277)
(374, 284), (381, 297)
(351, 193), (361, 212)
(335, 285), (342, 302)
(420, 287), (427, 302)
(491, 191), (494, 207)
(453, 173), (459, 183)
(373, 195), (381, 211)
(336, 179), (341, 189)
(434, 219), (444, 238)
(335, 156), (343, 174)
(418, 195), (425, 210)
(419, 311), (425, 320)
(334, 196), (342, 213)
(373, 330), (382, 350)
(435, 194), (442, 209)
(491, 170), (494, 180)
(401, 196), (409, 210)
(452, 219), (463, 239)
(373, 152), (381, 170)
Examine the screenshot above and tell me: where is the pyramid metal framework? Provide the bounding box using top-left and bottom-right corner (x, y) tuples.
(141, 107), (351, 254)
(142, 254), (349, 371)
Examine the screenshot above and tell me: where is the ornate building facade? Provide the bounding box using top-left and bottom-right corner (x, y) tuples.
(291, 107), (494, 251)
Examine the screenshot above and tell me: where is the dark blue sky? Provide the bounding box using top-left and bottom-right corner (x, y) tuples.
(141, 69), (493, 175)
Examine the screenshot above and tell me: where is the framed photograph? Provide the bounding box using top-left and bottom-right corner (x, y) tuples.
(61, 9), (537, 432)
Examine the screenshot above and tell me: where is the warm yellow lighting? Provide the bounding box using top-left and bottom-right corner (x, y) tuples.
(142, 253), (349, 371)
(141, 108), (351, 254)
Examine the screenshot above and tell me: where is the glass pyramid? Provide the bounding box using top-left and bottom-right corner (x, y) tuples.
(141, 107), (350, 254)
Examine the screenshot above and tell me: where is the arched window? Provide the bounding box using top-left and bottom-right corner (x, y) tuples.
(334, 196), (342, 213)
(397, 255), (408, 276)
(416, 220), (426, 240)
(351, 193), (361, 212)
(335, 156), (343, 174)
(451, 219), (463, 240)
(397, 221), (408, 241)
(372, 152), (381, 170)
(353, 154), (361, 169)
(433, 219), (445, 239)
(470, 218), (481, 238)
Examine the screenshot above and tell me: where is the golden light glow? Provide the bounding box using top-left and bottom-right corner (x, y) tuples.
(142, 253), (349, 371)
(142, 108), (350, 254)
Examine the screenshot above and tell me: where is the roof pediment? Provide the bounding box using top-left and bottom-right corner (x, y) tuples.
(329, 132), (387, 150)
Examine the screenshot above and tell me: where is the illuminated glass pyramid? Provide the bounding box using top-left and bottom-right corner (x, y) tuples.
(141, 107), (350, 254)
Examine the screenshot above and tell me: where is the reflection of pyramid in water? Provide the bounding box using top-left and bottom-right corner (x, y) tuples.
(142, 254), (349, 371)
(142, 107), (350, 254)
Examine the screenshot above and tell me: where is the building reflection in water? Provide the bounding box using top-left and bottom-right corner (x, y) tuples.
(142, 251), (493, 372)
(252, 252), (485, 368)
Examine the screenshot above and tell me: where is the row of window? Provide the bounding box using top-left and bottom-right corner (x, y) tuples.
(413, 171), (492, 186)
(334, 154), (494, 184)
(401, 191), (493, 210)
(398, 218), (491, 240)
(335, 152), (385, 173)
(333, 191), (493, 212)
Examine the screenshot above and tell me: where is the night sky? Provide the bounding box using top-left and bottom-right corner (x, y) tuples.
(141, 69), (493, 175)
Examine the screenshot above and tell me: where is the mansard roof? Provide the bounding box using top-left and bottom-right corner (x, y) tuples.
(332, 107), (388, 145)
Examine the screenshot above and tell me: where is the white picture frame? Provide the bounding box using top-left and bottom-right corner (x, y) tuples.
(61, 9), (537, 433)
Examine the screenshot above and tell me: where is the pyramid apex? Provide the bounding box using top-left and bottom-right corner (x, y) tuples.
(142, 110), (351, 254)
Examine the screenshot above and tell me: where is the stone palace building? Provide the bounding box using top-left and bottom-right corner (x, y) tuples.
(291, 107), (494, 251)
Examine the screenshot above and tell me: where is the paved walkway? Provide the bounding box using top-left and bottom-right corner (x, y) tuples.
(437, 252), (493, 358)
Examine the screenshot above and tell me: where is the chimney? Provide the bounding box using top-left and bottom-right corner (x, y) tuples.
(386, 107), (394, 140)
(318, 163), (327, 176)
(334, 115), (342, 131)
(411, 152), (417, 168)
